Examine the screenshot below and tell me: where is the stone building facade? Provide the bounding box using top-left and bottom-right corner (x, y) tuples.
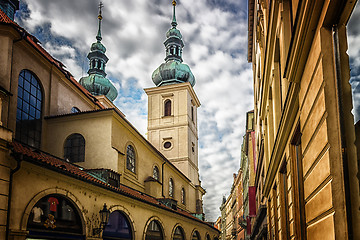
(247, 0), (360, 239)
(0, 0), (220, 239)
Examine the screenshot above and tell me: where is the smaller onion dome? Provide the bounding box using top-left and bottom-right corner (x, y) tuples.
(79, 74), (118, 101)
(79, 2), (118, 102)
(91, 41), (106, 53)
(166, 27), (182, 39)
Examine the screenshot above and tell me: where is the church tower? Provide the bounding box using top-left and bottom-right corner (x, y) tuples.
(145, 0), (200, 186)
(79, 2), (118, 103)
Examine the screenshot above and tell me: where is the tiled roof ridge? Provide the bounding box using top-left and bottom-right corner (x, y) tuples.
(0, 8), (105, 110)
(10, 141), (217, 230)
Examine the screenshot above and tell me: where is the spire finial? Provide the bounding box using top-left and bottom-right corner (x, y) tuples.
(96, 2), (104, 42)
(171, 0), (177, 28)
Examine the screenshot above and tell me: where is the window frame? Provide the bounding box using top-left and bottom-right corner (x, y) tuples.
(181, 187), (186, 205)
(290, 125), (306, 240)
(145, 220), (164, 240)
(64, 133), (85, 163)
(164, 99), (172, 116)
(172, 226), (185, 240)
(169, 178), (174, 198)
(126, 144), (136, 174)
(153, 166), (159, 181)
(15, 69), (43, 148)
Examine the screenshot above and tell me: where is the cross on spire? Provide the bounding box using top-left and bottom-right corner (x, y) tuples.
(96, 2), (103, 42)
(171, 0), (177, 28)
(98, 2), (104, 19)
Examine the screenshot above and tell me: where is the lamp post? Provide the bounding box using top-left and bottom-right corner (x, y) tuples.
(93, 203), (110, 236)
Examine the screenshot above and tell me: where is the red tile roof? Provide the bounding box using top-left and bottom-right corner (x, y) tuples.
(0, 8), (104, 110)
(0, 7), (18, 24)
(11, 141), (216, 229)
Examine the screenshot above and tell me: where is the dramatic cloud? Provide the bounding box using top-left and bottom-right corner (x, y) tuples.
(16, 0), (253, 221)
(348, 3), (360, 122)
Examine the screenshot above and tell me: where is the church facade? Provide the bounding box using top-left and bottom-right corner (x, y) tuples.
(247, 0), (360, 239)
(0, 0), (219, 239)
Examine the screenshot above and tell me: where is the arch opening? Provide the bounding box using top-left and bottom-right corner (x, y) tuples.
(26, 194), (84, 239)
(145, 220), (164, 240)
(103, 210), (133, 240)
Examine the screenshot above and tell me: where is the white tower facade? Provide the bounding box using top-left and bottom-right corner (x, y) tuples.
(145, 82), (200, 185)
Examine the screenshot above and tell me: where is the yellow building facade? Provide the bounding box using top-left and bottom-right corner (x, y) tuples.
(248, 0), (360, 239)
(0, 1), (219, 239)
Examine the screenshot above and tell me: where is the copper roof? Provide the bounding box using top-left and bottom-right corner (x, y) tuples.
(0, 8), (104, 110)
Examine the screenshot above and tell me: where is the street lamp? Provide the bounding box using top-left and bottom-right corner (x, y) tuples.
(93, 203), (110, 236)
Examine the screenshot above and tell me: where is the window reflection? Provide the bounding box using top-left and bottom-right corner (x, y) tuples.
(16, 70), (42, 148)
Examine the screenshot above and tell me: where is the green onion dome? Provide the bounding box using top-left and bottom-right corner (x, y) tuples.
(79, 3), (118, 102)
(152, 60), (195, 87)
(151, 0), (195, 87)
(79, 74), (118, 101)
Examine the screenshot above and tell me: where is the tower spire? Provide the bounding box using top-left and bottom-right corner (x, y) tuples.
(151, 0), (195, 87)
(79, 2), (118, 102)
(96, 2), (104, 42)
(171, 0), (177, 28)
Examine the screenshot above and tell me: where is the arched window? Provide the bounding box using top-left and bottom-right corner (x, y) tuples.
(164, 100), (171, 116)
(71, 107), (80, 113)
(181, 188), (186, 205)
(153, 166), (159, 181)
(64, 134), (85, 163)
(169, 178), (174, 197)
(206, 234), (211, 240)
(145, 220), (163, 240)
(126, 145), (136, 173)
(27, 194), (84, 239)
(103, 211), (133, 240)
(173, 226), (185, 240)
(192, 231), (201, 240)
(16, 70), (43, 148)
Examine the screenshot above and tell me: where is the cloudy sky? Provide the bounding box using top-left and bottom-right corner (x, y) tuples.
(349, 3), (360, 123)
(13, 0), (360, 222)
(14, 0), (252, 221)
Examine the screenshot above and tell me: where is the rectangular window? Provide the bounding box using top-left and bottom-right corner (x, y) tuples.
(273, 185), (279, 240)
(279, 159), (290, 240)
(291, 125), (306, 239)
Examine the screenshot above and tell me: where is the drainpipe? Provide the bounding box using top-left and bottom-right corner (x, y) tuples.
(6, 153), (22, 240)
(332, 25), (353, 239)
(162, 161), (166, 198)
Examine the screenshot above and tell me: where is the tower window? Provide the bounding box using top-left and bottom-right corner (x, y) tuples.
(16, 70), (43, 148)
(164, 141), (172, 149)
(169, 178), (174, 197)
(191, 106), (194, 122)
(126, 145), (136, 173)
(164, 100), (171, 116)
(64, 133), (85, 163)
(153, 166), (159, 180)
